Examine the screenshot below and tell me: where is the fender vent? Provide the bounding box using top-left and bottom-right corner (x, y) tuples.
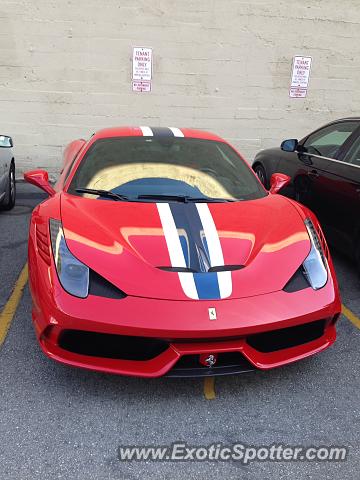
(36, 223), (51, 265)
(315, 222), (329, 259)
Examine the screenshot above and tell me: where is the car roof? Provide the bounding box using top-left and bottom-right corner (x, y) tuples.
(91, 126), (225, 143)
(322, 117), (360, 125)
(333, 116), (360, 121)
(299, 117), (360, 143)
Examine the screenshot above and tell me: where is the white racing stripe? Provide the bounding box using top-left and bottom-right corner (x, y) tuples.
(156, 203), (198, 300)
(168, 127), (184, 137)
(195, 203), (232, 299)
(140, 126), (153, 136)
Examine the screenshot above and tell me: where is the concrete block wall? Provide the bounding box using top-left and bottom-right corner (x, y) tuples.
(0, 0), (359, 175)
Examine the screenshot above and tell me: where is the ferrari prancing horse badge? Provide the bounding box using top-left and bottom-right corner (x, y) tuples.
(208, 308), (217, 320)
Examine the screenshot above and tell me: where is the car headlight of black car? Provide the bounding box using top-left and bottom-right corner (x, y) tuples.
(49, 219), (89, 298)
(303, 218), (328, 290)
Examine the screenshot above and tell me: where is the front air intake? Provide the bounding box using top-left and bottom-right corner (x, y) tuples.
(58, 330), (169, 360)
(88, 270), (127, 299)
(246, 319), (326, 352)
(283, 267), (310, 293)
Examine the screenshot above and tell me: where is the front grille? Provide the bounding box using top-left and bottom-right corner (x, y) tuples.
(167, 352), (254, 377)
(246, 319), (326, 353)
(58, 319), (328, 370)
(58, 330), (169, 360)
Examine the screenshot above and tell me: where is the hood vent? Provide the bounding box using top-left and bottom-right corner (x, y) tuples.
(157, 266), (197, 273)
(157, 265), (243, 273)
(208, 265), (244, 272)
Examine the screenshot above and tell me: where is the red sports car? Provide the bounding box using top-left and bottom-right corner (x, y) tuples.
(24, 126), (341, 377)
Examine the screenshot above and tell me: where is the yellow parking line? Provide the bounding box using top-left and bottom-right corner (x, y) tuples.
(204, 377), (216, 400)
(0, 263), (28, 348)
(342, 304), (360, 330)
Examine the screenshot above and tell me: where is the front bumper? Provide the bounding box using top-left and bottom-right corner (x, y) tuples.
(30, 270), (341, 377)
(40, 319), (337, 377)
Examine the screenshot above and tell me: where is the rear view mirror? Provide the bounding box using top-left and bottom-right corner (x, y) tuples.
(24, 169), (56, 196)
(281, 139), (298, 152)
(0, 135), (13, 148)
(270, 173), (291, 194)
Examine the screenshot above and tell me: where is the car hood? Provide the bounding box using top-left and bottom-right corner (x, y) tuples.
(60, 193), (310, 300)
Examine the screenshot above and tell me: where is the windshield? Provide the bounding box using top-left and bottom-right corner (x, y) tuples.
(67, 137), (266, 202)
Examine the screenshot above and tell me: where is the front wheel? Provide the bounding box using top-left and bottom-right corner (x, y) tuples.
(1, 165), (16, 210)
(253, 164), (268, 188)
(356, 243), (360, 278)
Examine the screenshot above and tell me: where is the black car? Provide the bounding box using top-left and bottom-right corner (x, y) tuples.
(253, 117), (360, 271)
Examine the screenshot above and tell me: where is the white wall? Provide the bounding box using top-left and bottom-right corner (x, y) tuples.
(1, 0), (359, 174)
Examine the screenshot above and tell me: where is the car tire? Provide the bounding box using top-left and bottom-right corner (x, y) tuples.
(294, 188), (304, 204)
(253, 164), (268, 188)
(1, 164), (16, 211)
(356, 242), (360, 278)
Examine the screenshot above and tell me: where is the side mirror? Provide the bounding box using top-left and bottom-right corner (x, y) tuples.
(0, 135), (13, 148)
(281, 138), (298, 152)
(24, 170), (56, 196)
(270, 173), (291, 194)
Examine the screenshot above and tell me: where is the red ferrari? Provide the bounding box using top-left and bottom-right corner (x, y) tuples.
(25, 126), (341, 377)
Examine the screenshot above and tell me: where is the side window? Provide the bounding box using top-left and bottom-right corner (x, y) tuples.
(303, 121), (359, 159)
(342, 135), (360, 166)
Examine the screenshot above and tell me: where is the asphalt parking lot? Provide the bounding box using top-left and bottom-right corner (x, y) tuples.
(0, 182), (359, 480)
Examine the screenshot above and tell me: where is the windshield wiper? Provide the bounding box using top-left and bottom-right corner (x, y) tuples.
(75, 189), (238, 203)
(136, 194), (235, 203)
(75, 188), (130, 201)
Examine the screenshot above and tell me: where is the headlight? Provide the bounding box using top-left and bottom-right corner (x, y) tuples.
(49, 219), (89, 298)
(303, 218), (328, 290)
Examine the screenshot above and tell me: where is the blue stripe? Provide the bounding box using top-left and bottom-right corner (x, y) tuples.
(168, 202), (221, 299)
(150, 127), (174, 138)
(201, 234), (211, 260)
(193, 272), (221, 300)
(169, 202), (210, 273)
(179, 234), (189, 267)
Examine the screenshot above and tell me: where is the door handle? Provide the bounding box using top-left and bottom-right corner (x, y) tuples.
(308, 169), (319, 178)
